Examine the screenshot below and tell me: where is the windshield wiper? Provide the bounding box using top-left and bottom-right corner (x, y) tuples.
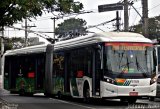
(119, 51), (125, 69)
(136, 55), (148, 78)
(117, 57), (133, 78)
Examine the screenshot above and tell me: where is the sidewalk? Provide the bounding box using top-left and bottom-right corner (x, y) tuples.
(0, 88), (10, 96)
(0, 89), (9, 108)
(0, 89), (18, 109)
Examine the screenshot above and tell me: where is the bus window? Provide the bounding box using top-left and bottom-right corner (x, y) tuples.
(53, 53), (64, 77)
(36, 54), (45, 90)
(70, 47), (92, 78)
(4, 56), (10, 89)
(53, 52), (65, 93)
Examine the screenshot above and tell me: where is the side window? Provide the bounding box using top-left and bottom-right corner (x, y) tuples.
(84, 47), (92, 77)
(36, 54), (45, 89)
(70, 47), (92, 78)
(18, 56), (36, 78)
(53, 52), (65, 77)
(4, 56), (10, 78)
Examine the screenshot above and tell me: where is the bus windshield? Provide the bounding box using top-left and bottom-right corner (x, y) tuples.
(104, 43), (155, 79)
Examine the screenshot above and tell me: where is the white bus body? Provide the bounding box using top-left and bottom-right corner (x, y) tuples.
(3, 32), (156, 103)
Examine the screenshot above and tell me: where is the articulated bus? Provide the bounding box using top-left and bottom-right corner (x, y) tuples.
(2, 32), (157, 103)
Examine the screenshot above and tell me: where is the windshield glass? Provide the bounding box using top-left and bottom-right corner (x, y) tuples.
(104, 43), (155, 79)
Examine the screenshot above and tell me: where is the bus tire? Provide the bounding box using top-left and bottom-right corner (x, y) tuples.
(83, 84), (90, 103)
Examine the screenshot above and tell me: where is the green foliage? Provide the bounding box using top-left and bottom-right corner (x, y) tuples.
(55, 18), (88, 39)
(130, 15), (160, 39)
(0, 0), (83, 27)
(129, 24), (142, 34)
(1, 37), (24, 51)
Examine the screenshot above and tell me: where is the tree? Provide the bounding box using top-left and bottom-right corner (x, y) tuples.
(129, 15), (160, 39)
(0, 37), (23, 52)
(55, 18), (88, 39)
(1, 37), (44, 51)
(0, 0), (83, 27)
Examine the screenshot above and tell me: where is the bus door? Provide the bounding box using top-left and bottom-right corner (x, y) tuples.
(92, 46), (101, 96)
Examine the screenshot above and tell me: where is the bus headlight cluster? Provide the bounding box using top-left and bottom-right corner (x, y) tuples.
(104, 76), (115, 84)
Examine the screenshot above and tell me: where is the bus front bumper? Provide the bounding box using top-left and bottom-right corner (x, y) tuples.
(100, 81), (156, 98)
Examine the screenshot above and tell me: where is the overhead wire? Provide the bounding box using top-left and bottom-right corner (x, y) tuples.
(149, 3), (160, 11)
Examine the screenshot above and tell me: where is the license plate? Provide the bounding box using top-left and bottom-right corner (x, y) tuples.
(129, 92), (138, 96)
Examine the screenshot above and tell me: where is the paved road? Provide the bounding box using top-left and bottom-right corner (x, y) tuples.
(0, 89), (160, 109)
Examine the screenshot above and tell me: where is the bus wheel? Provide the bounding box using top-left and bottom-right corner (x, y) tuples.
(84, 88), (90, 103)
(128, 98), (137, 104)
(19, 89), (25, 96)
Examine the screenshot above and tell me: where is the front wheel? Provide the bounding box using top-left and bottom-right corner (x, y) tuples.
(83, 88), (90, 103)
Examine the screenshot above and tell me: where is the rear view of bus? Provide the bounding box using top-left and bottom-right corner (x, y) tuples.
(100, 33), (156, 103)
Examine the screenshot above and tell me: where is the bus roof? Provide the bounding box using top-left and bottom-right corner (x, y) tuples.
(54, 32), (152, 50)
(4, 32), (152, 56)
(4, 44), (48, 56)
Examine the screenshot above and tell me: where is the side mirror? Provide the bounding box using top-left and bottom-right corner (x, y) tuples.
(153, 49), (157, 66)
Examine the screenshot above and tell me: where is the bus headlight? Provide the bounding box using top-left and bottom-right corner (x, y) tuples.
(104, 76), (115, 84)
(150, 76), (157, 85)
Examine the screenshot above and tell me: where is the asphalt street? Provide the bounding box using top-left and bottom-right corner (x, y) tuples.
(0, 89), (160, 109)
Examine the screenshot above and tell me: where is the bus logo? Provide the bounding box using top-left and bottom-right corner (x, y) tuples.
(123, 80), (139, 86)
(123, 80), (131, 86)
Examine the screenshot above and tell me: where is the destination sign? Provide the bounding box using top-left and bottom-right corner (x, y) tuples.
(112, 46), (146, 51)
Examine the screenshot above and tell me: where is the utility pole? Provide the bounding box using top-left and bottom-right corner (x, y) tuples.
(24, 19), (36, 47)
(124, 0), (129, 31)
(25, 19), (27, 47)
(51, 17), (58, 40)
(142, 0), (149, 38)
(116, 11), (120, 31)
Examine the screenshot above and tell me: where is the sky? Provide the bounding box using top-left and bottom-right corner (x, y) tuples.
(4, 0), (160, 43)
